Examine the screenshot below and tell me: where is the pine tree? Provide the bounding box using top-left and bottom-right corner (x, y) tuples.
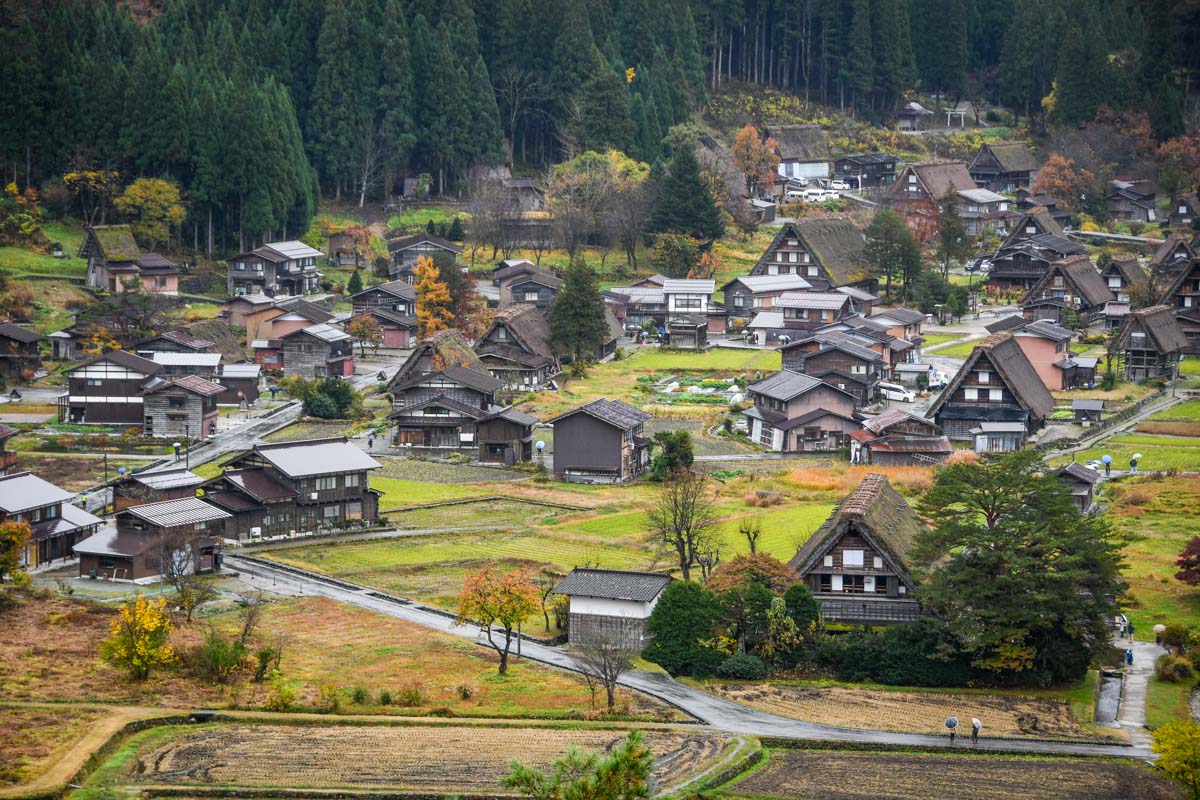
(1053, 16), (1107, 126)
(548, 255), (609, 362)
(468, 55), (504, 163)
(573, 47), (634, 154)
(378, 0), (415, 197)
(863, 208), (921, 302)
(648, 143), (725, 241)
(847, 0), (874, 109)
(347, 268), (364, 294)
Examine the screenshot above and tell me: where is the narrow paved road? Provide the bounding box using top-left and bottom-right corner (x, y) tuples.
(1118, 637), (1165, 751)
(227, 555), (1149, 759)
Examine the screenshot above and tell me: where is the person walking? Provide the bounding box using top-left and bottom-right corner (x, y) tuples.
(971, 718), (981, 746)
(1130, 455), (1140, 475)
(367, 434), (374, 452)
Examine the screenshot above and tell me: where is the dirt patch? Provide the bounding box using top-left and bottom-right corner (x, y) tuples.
(187, 320), (246, 362)
(712, 683), (1096, 740)
(16, 454), (155, 492)
(731, 749), (1182, 800)
(1136, 421), (1200, 437)
(128, 724), (725, 792)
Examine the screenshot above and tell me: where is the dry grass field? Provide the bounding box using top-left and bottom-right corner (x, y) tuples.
(729, 749), (1183, 800)
(709, 683), (1107, 740)
(120, 724), (728, 793)
(0, 706), (109, 787)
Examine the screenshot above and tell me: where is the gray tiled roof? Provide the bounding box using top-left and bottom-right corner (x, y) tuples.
(551, 398), (651, 430)
(774, 292), (850, 310)
(0, 472), (74, 513)
(122, 496), (231, 527)
(748, 370), (825, 401)
(553, 568), (672, 602)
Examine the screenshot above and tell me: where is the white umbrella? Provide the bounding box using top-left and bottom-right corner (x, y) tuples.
(1132, 453), (1144, 460)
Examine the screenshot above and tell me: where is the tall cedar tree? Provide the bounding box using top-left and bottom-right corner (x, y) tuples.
(413, 256), (455, 338)
(913, 450), (1126, 684)
(377, 0), (416, 196)
(573, 47), (635, 154)
(648, 143), (725, 240)
(548, 256), (609, 361)
(863, 208), (921, 302)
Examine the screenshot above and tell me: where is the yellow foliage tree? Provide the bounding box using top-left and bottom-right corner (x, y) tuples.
(114, 178), (187, 249)
(414, 256), (454, 338)
(80, 324), (123, 356)
(345, 314), (384, 356)
(457, 566), (539, 675)
(0, 519), (31, 583)
(1153, 720), (1200, 799)
(100, 594), (175, 680)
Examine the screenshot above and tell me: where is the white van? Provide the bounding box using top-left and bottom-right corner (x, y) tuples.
(878, 382), (916, 403)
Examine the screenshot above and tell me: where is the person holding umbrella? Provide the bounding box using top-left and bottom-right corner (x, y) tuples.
(945, 716), (959, 744)
(1130, 453), (1142, 475)
(1102, 453), (1112, 477)
(971, 718), (982, 746)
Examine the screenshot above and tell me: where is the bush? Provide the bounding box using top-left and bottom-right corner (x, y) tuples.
(254, 647), (275, 682)
(717, 652), (767, 680)
(265, 670), (295, 711)
(351, 686), (370, 704)
(397, 684), (424, 706)
(816, 618), (972, 687)
(1101, 371), (1119, 391)
(643, 581), (725, 677)
(194, 629), (247, 683)
(456, 683), (474, 700)
(317, 684), (341, 713)
(378, 689), (394, 705)
(1157, 654), (1196, 683)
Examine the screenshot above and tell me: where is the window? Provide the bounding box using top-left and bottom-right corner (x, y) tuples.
(347, 501), (363, 519)
(788, 252), (797, 263)
(1108, 277), (1122, 288)
(1026, 225), (1036, 234)
(168, 396), (186, 408)
(964, 388), (979, 400)
(841, 575), (865, 593)
(314, 476), (337, 491)
(87, 379), (103, 387)
(989, 388), (1003, 401)
(496, 326), (507, 340)
(802, 252), (810, 263)
(787, 238), (798, 246)
(156, 277), (168, 288)
(977, 370), (990, 383)
(344, 473), (360, 488)
(843, 549), (864, 568)
(323, 505), (339, 519)
(734, 295), (745, 308)
(235, 262), (246, 271)
(873, 556), (883, 569)
(752, 297), (763, 307)
(807, 265), (818, 277)
(908, 174), (917, 184)
(823, 554), (834, 567)
(851, 364), (866, 374)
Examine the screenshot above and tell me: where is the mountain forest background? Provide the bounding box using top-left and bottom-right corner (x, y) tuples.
(2, 0), (1198, 251)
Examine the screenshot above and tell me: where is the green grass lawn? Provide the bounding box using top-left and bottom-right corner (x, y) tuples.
(373, 477), (492, 509)
(1145, 673), (1197, 729)
(1150, 400), (1200, 422)
(919, 333), (963, 349)
(0, 218), (89, 276)
(1181, 356), (1200, 376)
(927, 338), (981, 359)
(387, 205), (470, 232)
(1051, 434), (1200, 472)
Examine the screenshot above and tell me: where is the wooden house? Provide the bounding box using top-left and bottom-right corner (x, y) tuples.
(1100, 255), (1146, 305)
(75, 496), (230, 582)
(1, 471), (102, 570)
(500, 177), (545, 212)
(0, 323), (44, 384)
(987, 210), (1086, 292)
(606, 285), (666, 328)
(474, 305), (559, 388)
(721, 275), (813, 324)
(387, 233), (462, 283)
(848, 409), (951, 467)
(1112, 304), (1187, 381)
(968, 142), (1039, 193)
(1169, 192), (1200, 229)
(215, 363), (261, 406)
(1014, 191), (1072, 228)
(869, 308), (926, 354)
(744, 370), (859, 452)
(767, 124), (830, 183)
(80, 225), (179, 294)
(147, 352), (222, 379)
(927, 332), (1055, 444)
(477, 407), (538, 465)
(389, 329), (481, 387)
(136, 329), (215, 355)
(222, 293), (277, 328)
(203, 438), (381, 541)
(226, 240), (323, 297)
(1072, 399), (1104, 424)
(787, 474), (923, 623)
(112, 468), (204, 513)
(957, 188), (1017, 237)
(1104, 179), (1157, 223)
(554, 568), (672, 648)
(896, 101), (934, 131)
(500, 267), (561, 310)
(549, 399), (652, 484)
(773, 292), (855, 333)
(1011, 319), (1093, 391)
(666, 314), (709, 349)
(351, 308), (417, 349)
(780, 333), (883, 406)
(883, 161), (978, 233)
(243, 297), (337, 345)
(58, 350), (162, 425)
(1159, 256), (1200, 354)
(326, 227), (372, 267)
(1020, 254), (1111, 325)
(749, 217), (873, 293)
(350, 280), (417, 316)
(1057, 462), (1101, 515)
(832, 153), (897, 189)
(258, 324), (354, 378)
(141, 375), (223, 440)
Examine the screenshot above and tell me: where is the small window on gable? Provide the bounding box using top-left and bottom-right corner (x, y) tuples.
(843, 549), (864, 568)
(823, 554), (833, 567)
(873, 556), (883, 569)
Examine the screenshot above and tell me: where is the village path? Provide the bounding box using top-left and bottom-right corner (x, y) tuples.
(1117, 636), (1165, 751)
(226, 555), (1153, 760)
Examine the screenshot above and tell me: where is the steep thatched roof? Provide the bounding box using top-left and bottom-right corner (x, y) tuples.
(756, 216), (868, 286)
(787, 474), (923, 581)
(981, 142), (1039, 173)
(477, 305), (557, 366)
(910, 160), (977, 198)
(1104, 255), (1146, 288)
(1022, 254), (1111, 308)
(1114, 304), (1189, 353)
(927, 332), (1055, 422)
(83, 225), (140, 263)
(390, 329), (485, 389)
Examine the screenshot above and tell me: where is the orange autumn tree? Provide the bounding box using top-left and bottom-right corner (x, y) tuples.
(457, 565), (540, 675)
(730, 124), (780, 196)
(1033, 154), (1095, 210)
(413, 255), (454, 338)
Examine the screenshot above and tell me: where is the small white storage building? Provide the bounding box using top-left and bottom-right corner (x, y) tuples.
(554, 568), (673, 648)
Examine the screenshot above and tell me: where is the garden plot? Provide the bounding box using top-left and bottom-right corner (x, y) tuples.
(729, 749), (1182, 800)
(0, 706), (110, 787)
(647, 375), (746, 407)
(710, 683), (1105, 740)
(127, 724), (728, 793)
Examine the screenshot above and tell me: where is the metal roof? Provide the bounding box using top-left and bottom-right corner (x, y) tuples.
(553, 568), (672, 602)
(725, 275), (813, 293)
(150, 352), (222, 367)
(1072, 399), (1105, 411)
(73, 529), (152, 558)
(121, 496), (231, 527)
(662, 278), (715, 294)
(747, 311), (785, 328)
(958, 188), (1008, 203)
(251, 437), (381, 477)
(748, 370), (825, 401)
(0, 472), (75, 513)
(129, 468), (204, 490)
(264, 240), (324, 259)
(970, 422), (1027, 433)
(836, 286), (879, 302)
(221, 363), (262, 378)
(774, 292), (851, 310)
(871, 307), (925, 325)
(292, 323), (352, 343)
(549, 398), (651, 430)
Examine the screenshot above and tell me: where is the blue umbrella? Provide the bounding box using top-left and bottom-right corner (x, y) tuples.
(1101, 454), (1112, 465)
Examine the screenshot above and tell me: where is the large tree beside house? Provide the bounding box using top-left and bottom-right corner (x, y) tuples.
(548, 257), (609, 362)
(648, 143), (725, 241)
(863, 208), (922, 301)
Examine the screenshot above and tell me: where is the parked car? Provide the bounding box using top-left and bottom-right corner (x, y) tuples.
(878, 382), (916, 403)
(828, 179), (850, 191)
(785, 190), (806, 200)
(800, 188), (831, 202)
(965, 256), (992, 273)
(927, 370), (950, 390)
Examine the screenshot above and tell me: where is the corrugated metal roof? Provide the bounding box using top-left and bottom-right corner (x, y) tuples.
(747, 311), (785, 328)
(774, 292), (850, 310)
(123, 496), (231, 527)
(221, 363), (261, 378)
(130, 469), (204, 490)
(553, 568), (672, 602)
(748, 370), (825, 401)
(662, 278), (715, 294)
(0, 472), (75, 513)
(725, 275), (813, 293)
(150, 352), (222, 367)
(253, 438), (381, 477)
(264, 240), (324, 259)
(293, 323), (352, 343)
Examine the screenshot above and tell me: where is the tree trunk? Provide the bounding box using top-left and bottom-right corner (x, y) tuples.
(605, 682), (616, 710)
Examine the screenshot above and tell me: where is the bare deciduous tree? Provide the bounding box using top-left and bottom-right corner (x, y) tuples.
(739, 516), (762, 554)
(357, 119), (385, 209)
(469, 178), (519, 260)
(573, 639), (639, 710)
(648, 469), (718, 582)
(158, 532), (216, 624)
(495, 66), (547, 165)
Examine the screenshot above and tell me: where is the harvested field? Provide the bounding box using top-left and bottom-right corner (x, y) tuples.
(729, 749), (1182, 800)
(127, 724), (727, 793)
(0, 706), (109, 786)
(17, 454), (155, 492)
(711, 683), (1104, 740)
